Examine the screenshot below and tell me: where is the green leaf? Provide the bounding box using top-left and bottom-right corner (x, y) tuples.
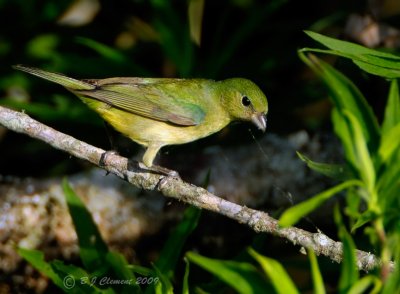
(382, 233), (400, 294)
(303, 31), (400, 77)
(343, 110), (376, 194)
(308, 249), (325, 294)
(334, 206), (359, 293)
(127, 264), (154, 276)
(155, 206), (201, 276)
(297, 151), (352, 180)
(76, 37), (127, 63)
(348, 276), (381, 294)
(62, 178), (109, 272)
(382, 79), (400, 135)
(51, 260), (109, 294)
(304, 31), (400, 60)
(332, 108), (357, 169)
(188, 0), (204, 46)
(376, 150), (400, 208)
(279, 180), (362, 227)
(299, 52), (380, 154)
(378, 123), (400, 164)
(182, 258), (190, 294)
(353, 59), (400, 79)
(105, 251), (140, 293)
(27, 34), (59, 59)
(151, 264), (174, 294)
(351, 209), (379, 232)
(186, 251), (269, 294)
(248, 248), (299, 294)
(300, 47), (400, 78)
(17, 248), (65, 289)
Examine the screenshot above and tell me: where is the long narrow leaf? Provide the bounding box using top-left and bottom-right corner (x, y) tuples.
(308, 249), (326, 294)
(182, 258), (190, 294)
(343, 111), (376, 194)
(304, 31), (400, 60)
(62, 178), (109, 272)
(17, 248), (65, 289)
(382, 79), (400, 135)
(299, 52), (380, 153)
(186, 251), (269, 294)
(248, 248), (299, 294)
(51, 261), (109, 293)
(348, 276), (381, 294)
(378, 123), (400, 164)
(332, 108), (357, 169)
(279, 180), (362, 227)
(300, 47), (400, 78)
(105, 251), (140, 292)
(151, 264), (174, 294)
(155, 206), (201, 275)
(353, 59), (400, 79)
(297, 151), (352, 180)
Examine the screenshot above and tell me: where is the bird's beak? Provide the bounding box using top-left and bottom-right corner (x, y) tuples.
(251, 113), (267, 132)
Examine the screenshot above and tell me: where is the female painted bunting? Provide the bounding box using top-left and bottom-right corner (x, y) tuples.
(14, 65), (268, 174)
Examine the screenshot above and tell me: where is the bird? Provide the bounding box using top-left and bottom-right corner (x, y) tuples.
(14, 65), (268, 175)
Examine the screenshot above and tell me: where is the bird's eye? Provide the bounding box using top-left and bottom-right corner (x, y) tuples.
(241, 96), (251, 107)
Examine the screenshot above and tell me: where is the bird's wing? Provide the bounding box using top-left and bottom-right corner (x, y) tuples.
(75, 81), (205, 126)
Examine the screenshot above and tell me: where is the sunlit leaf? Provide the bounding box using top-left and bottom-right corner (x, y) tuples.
(378, 123), (400, 164)
(17, 248), (64, 289)
(353, 59), (400, 79)
(297, 151), (352, 180)
(299, 52), (380, 154)
(187, 251), (269, 294)
(279, 180), (362, 227)
(248, 248), (299, 294)
(151, 264), (174, 294)
(348, 275), (381, 294)
(304, 31), (400, 60)
(350, 209), (379, 232)
(182, 258), (190, 294)
(51, 261), (107, 293)
(343, 111), (376, 194)
(382, 79), (400, 135)
(308, 249), (325, 294)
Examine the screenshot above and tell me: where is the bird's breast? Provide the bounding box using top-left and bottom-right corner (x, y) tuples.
(97, 105), (230, 147)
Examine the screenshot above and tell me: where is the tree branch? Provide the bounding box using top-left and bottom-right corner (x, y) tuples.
(0, 105), (392, 272)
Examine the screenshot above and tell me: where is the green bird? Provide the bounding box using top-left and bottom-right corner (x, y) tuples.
(14, 65), (268, 174)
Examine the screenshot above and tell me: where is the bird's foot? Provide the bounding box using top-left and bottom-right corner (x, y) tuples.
(137, 162), (180, 178)
(134, 162), (181, 188)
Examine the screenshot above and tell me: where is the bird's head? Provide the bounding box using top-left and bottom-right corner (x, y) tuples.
(219, 78), (268, 132)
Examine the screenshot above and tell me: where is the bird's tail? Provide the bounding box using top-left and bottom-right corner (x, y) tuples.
(13, 65), (96, 91)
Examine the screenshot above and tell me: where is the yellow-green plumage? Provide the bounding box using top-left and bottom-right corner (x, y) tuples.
(14, 65), (268, 168)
